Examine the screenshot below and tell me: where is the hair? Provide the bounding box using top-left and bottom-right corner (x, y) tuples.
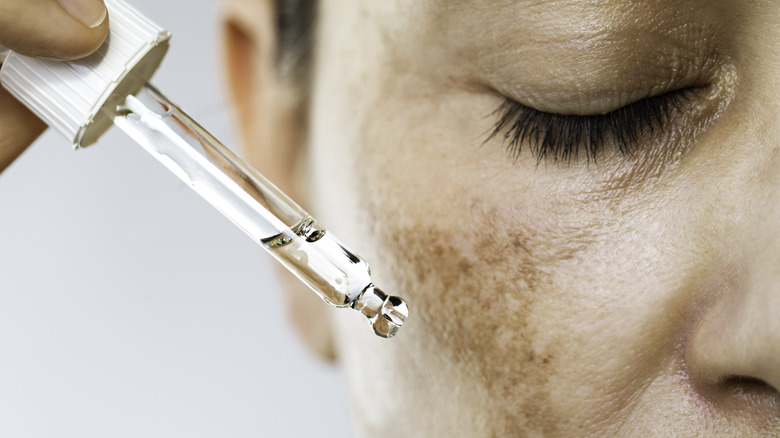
(275, 0), (317, 86)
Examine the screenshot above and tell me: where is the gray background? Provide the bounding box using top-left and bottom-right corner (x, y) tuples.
(0, 1), (353, 436)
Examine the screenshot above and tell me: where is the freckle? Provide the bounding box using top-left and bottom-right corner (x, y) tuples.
(511, 235), (532, 255)
(457, 259), (473, 274)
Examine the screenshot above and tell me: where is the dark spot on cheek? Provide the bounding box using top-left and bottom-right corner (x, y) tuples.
(511, 234), (533, 255)
(373, 208), (573, 435)
(457, 259), (473, 275)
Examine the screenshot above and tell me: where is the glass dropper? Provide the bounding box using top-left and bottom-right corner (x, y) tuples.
(0, 0), (407, 339)
(114, 83), (408, 338)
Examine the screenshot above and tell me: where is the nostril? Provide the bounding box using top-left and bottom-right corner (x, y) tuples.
(721, 375), (780, 397)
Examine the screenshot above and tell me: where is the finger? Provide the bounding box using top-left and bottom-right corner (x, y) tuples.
(0, 0), (108, 60)
(0, 86), (46, 172)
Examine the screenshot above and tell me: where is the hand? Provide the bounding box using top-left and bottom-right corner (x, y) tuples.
(0, 0), (108, 171)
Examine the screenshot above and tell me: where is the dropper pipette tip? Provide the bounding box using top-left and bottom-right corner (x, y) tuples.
(351, 286), (409, 338)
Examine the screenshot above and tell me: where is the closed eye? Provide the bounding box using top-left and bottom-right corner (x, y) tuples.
(486, 90), (694, 165)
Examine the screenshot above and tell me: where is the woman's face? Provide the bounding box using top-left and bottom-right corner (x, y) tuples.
(230, 0), (780, 435)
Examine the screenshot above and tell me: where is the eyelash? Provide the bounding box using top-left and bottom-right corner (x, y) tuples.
(486, 91), (691, 164)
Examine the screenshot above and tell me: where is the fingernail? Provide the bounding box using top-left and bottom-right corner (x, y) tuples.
(58, 0), (108, 29)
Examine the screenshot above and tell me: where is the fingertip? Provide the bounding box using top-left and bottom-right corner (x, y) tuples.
(0, 0), (109, 61)
(57, 0), (107, 29)
(45, 16), (110, 60)
(35, 1), (110, 60)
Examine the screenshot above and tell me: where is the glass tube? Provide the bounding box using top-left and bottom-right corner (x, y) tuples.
(112, 83), (408, 338)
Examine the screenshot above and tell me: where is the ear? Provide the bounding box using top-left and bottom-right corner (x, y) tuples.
(222, 0), (336, 361)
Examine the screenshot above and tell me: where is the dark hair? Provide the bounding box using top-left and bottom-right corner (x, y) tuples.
(275, 0), (316, 85)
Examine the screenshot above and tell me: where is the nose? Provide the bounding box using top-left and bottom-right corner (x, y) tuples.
(687, 147), (780, 397)
(684, 0), (780, 407)
(688, 265), (780, 394)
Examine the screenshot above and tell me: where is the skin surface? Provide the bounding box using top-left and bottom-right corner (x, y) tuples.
(224, 0), (780, 436)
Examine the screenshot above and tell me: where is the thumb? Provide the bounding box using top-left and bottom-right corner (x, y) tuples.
(0, 0), (108, 60)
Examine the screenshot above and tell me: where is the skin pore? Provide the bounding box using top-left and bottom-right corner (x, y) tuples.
(224, 0), (780, 436)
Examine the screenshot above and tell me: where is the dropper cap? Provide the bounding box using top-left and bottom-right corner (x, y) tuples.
(0, 0), (170, 147)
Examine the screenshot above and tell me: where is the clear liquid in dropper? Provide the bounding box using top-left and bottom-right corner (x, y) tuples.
(111, 83), (408, 337)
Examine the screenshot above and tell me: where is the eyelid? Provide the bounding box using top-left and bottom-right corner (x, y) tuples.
(482, 51), (720, 118)
(486, 90), (693, 165)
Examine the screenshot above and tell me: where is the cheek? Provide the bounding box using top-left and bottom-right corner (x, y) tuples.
(324, 86), (621, 432)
